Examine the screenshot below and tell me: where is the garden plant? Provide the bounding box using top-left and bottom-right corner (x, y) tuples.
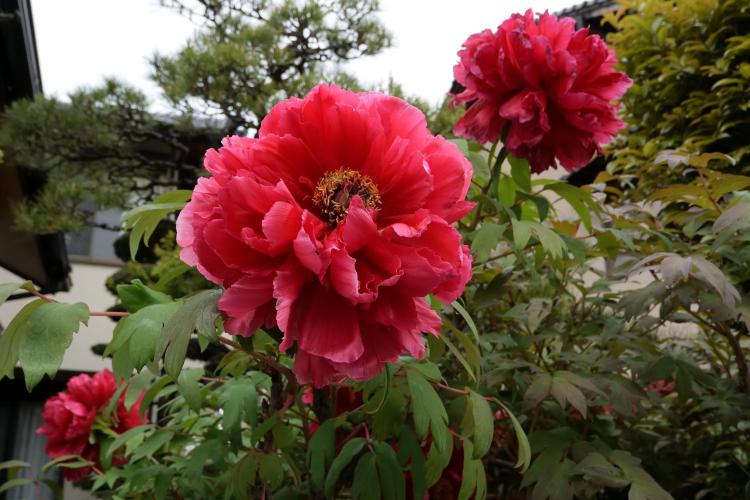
(1, 1), (749, 499)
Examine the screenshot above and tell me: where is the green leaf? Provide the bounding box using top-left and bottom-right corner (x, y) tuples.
(610, 450), (672, 500)
(424, 433), (454, 487)
(124, 369), (152, 410)
(106, 425), (154, 461)
(0, 300), (43, 379)
(510, 155), (532, 192)
(352, 453), (381, 500)
(130, 431), (173, 461)
(0, 460), (30, 471)
(308, 419), (336, 491)
(531, 457), (575, 500)
(545, 182), (595, 231)
(325, 438), (366, 497)
(154, 289), (221, 378)
(220, 378), (258, 441)
(524, 373), (553, 409)
(442, 323), (478, 382)
(122, 190), (191, 260)
(498, 175), (517, 206)
(451, 300), (479, 344)
(105, 303), (179, 369)
(498, 401), (531, 472)
(366, 363), (392, 415)
(471, 223), (506, 262)
(531, 223), (567, 260)
(139, 375), (172, 417)
(42, 454), (93, 473)
(512, 219), (533, 250)
(458, 440), (479, 500)
(620, 281), (667, 320)
(372, 441), (406, 500)
(396, 427), (426, 500)
(469, 390), (493, 458)
(116, 279), (172, 312)
(550, 376), (588, 418)
(574, 452), (629, 488)
(713, 201), (750, 233)
(407, 369), (448, 441)
(259, 454), (284, 490)
(372, 382), (407, 440)
(0, 478), (33, 494)
(0, 281), (31, 308)
(19, 302), (89, 391)
(177, 367), (204, 412)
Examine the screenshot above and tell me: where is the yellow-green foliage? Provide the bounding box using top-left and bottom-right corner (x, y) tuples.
(605, 0), (750, 197)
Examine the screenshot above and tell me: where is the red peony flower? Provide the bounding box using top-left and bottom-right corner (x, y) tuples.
(36, 369), (147, 480)
(177, 84), (473, 387)
(451, 10), (632, 172)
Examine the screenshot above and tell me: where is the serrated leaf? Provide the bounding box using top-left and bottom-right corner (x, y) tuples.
(154, 289), (221, 378)
(220, 378), (258, 441)
(531, 223), (567, 260)
(550, 377), (588, 418)
(19, 302), (89, 391)
(105, 303), (179, 373)
(512, 219), (533, 249)
(471, 223), (506, 262)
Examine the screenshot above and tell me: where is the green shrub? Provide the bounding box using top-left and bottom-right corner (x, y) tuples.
(606, 0), (750, 198)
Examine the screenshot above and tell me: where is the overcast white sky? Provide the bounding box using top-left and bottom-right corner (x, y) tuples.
(31, 0), (579, 108)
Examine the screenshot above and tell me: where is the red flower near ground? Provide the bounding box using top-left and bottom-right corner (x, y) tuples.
(177, 84), (473, 387)
(451, 10), (632, 172)
(648, 379), (676, 396)
(36, 369), (147, 480)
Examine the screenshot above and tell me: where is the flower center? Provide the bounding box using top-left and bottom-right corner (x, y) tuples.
(312, 168), (381, 225)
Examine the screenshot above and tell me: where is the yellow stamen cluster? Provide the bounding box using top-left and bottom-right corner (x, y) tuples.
(312, 168), (381, 225)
